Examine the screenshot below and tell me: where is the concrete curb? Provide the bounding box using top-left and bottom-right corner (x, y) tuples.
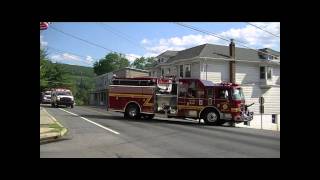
(40, 108), (68, 144)
(40, 128), (68, 144)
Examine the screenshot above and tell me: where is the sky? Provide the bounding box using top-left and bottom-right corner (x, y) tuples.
(40, 22), (280, 67)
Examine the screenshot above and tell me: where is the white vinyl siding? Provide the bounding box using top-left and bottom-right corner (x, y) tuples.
(191, 62), (200, 78)
(241, 85), (261, 114)
(241, 85), (280, 114)
(236, 62), (260, 85)
(201, 61), (229, 83)
(263, 86), (280, 114)
(272, 66), (280, 85)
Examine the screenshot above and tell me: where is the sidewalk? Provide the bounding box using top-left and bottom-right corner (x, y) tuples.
(40, 107), (68, 144)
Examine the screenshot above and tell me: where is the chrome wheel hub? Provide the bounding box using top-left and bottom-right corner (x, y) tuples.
(207, 112), (218, 122)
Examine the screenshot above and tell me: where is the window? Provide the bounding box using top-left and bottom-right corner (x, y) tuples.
(272, 114), (276, 124)
(267, 67), (272, 79)
(57, 91), (72, 96)
(207, 88), (213, 98)
(196, 90), (205, 98)
(232, 88), (245, 100)
(185, 64), (191, 77)
(167, 68), (170, 74)
(179, 65), (183, 77)
(267, 55), (273, 60)
(179, 84), (188, 97)
(261, 66), (272, 80)
(161, 68), (164, 76)
(149, 72), (151, 76)
(216, 89), (229, 99)
(260, 66), (266, 79)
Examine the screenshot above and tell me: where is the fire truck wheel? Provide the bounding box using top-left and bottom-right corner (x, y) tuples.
(203, 110), (221, 125)
(125, 104), (141, 119)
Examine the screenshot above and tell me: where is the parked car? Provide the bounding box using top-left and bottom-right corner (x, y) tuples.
(41, 90), (52, 104)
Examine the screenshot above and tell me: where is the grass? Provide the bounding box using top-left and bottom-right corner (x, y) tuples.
(48, 122), (65, 133)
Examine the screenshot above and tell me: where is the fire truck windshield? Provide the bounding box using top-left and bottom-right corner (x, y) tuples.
(232, 88), (244, 100)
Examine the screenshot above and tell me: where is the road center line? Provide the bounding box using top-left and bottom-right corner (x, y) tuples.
(58, 108), (120, 135)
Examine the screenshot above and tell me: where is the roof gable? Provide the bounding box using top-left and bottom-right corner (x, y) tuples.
(164, 43), (280, 63)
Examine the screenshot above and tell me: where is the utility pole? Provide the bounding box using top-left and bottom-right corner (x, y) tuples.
(80, 71), (83, 89)
(259, 96), (264, 130)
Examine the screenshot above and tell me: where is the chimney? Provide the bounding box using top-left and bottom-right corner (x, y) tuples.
(229, 39), (236, 83)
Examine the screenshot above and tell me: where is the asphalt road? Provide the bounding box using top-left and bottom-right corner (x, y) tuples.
(40, 105), (280, 158)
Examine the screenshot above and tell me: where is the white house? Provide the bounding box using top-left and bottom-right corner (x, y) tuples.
(148, 41), (280, 131)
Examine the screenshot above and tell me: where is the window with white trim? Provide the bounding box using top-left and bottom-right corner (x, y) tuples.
(184, 64), (191, 77)
(260, 66), (272, 80)
(267, 67), (272, 80)
(267, 55), (273, 60)
(260, 66), (266, 79)
(179, 65), (183, 77)
(272, 114), (276, 124)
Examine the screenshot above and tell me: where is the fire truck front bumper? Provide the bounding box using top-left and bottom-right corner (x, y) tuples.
(233, 112), (254, 122)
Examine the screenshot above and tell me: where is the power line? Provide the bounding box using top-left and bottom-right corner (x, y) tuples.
(47, 45), (99, 62)
(174, 22), (280, 59)
(98, 23), (148, 51)
(50, 26), (138, 59)
(174, 22), (249, 45)
(246, 22), (280, 38)
(174, 22), (230, 42)
(174, 22), (251, 50)
(46, 48), (94, 65)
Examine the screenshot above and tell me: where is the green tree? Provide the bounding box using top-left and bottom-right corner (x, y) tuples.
(144, 57), (156, 69)
(93, 52), (130, 75)
(132, 56), (156, 70)
(132, 57), (146, 69)
(40, 48), (50, 91)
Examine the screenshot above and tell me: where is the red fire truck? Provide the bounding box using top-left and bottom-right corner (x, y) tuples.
(107, 77), (253, 125)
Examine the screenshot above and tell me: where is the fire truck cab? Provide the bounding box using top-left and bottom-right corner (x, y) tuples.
(108, 77), (253, 125)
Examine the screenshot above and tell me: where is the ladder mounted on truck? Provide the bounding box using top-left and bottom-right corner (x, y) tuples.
(111, 78), (157, 86)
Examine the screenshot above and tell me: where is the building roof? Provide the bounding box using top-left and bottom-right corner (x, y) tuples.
(156, 50), (179, 58)
(95, 67), (148, 79)
(112, 67), (149, 73)
(166, 43), (280, 63)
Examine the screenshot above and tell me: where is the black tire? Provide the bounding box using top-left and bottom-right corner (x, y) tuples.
(51, 103), (55, 108)
(125, 104), (141, 119)
(202, 109), (222, 125)
(70, 104), (74, 108)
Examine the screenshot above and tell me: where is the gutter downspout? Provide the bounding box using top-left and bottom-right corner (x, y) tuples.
(205, 58), (207, 80)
